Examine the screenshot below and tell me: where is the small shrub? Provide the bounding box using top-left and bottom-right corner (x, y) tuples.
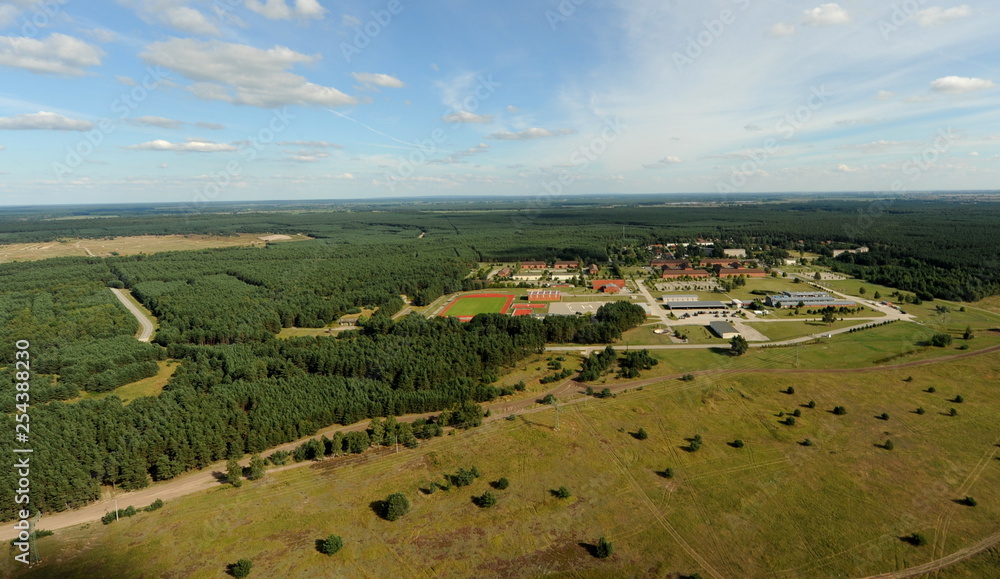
(732, 439), (744, 448)
(954, 395), (964, 403)
(908, 532), (927, 546)
(663, 467), (674, 478)
(491, 477), (509, 490)
(228, 559), (253, 578)
(949, 408), (958, 417)
(807, 400), (816, 409)
(880, 412), (889, 421)
(321, 534), (343, 556)
(144, 499), (164, 512)
(555, 486), (571, 499)
(784, 416), (796, 426)
(785, 386), (795, 394)
(594, 536), (613, 559)
(884, 439), (894, 451)
(802, 439), (813, 447)
(476, 491), (497, 508)
(506, 414), (516, 421)
(927, 386), (936, 393)
(636, 428), (648, 440)
(916, 407), (925, 415)
(382, 493), (410, 521)
(833, 406), (847, 415)
(792, 409), (801, 417)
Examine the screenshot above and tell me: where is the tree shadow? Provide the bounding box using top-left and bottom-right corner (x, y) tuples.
(629, 431), (646, 440)
(656, 470), (674, 479)
(578, 542), (599, 557)
(726, 441), (744, 448)
(899, 534), (926, 546)
(953, 498), (977, 507)
(314, 539), (327, 554)
(369, 500), (388, 520)
(211, 471), (228, 484)
(875, 414), (890, 421)
(797, 440), (813, 447)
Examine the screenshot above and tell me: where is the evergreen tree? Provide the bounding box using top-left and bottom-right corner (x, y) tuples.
(248, 454), (265, 481)
(383, 493), (410, 521)
(594, 536), (613, 559)
(226, 458), (243, 488)
(321, 534), (343, 556)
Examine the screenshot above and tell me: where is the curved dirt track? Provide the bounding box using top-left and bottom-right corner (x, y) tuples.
(5, 342), (999, 577)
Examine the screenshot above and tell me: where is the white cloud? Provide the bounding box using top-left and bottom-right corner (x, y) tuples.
(916, 5), (971, 27)
(930, 76), (995, 94)
(245, 0), (326, 20)
(128, 115), (184, 129)
(644, 156), (684, 168)
(0, 144), (5, 151)
(283, 150), (330, 162)
(488, 128), (575, 140)
(875, 90), (895, 100)
(744, 124), (762, 131)
(768, 23), (796, 37)
(0, 111), (93, 131)
(88, 29), (118, 43)
(969, 151), (979, 157)
(0, 6), (21, 28)
(121, 1), (220, 36)
(127, 138), (238, 152)
(803, 3), (851, 26)
(351, 72), (405, 89)
(0, 33), (104, 76)
(342, 14), (361, 27)
(506, 105), (520, 113)
(117, 75), (137, 86)
(847, 140), (908, 154)
(429, 143), (490, 164)
(141, 38), (356, 108)
(276, 140), (340, 148)
(443, 110), (494, 124)
(835, 164), (861, 173)
(195, 121), (225, 130)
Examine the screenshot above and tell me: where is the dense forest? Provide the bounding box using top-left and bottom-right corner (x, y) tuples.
(1, 196), (999, 519)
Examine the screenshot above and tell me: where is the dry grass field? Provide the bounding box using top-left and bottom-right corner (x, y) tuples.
(0, 233), (310, 262)
(7, 350), (1000, 578)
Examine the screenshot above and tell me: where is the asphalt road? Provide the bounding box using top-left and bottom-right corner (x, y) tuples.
(110, 288), (154, 342)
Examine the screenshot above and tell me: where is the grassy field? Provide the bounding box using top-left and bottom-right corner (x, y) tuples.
(440, 295), (514, 317)
(742, 319), (857, 342)
(72, 361), (178, 404)
(11, 352), (1000, 578)
(0, 233), (311, 262)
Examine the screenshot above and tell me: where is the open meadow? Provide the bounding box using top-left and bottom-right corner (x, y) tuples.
(8, 350), (1000, 578)
(0, 233), (310, 262)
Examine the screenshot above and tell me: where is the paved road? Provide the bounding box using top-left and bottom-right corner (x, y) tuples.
(110, 288), (154, 342)
(634, 277), (672, 327)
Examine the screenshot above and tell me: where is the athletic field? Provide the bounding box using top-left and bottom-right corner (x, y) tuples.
(439, 294), (515, 319)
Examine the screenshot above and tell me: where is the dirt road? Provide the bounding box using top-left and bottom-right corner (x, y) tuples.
(110, 288), (155, 342)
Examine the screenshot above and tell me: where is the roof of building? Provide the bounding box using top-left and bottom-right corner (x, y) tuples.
(709, 321), (739, 335)
(593, 279), (626, 287)
(663, 300), (729, 309)
(661, 294), (699, 301)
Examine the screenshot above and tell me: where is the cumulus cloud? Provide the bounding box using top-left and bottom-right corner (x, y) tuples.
(0, 33), (104, 76)
(127, 115), (185, 129)
(245, 0), (326, 20)
(0, 144), (5, 151)
(803, 3), (851, 26)
(195, 121), (225, 130)
(930, 76), (995, 94)
(351, 72), (405, 89)
(846, 140), (908, 154)
(127, 138), (238, 152)
(141, 38), (356, 108)
(768, 23), (796, 37)
(121, 1), (221, 36)
(117, 75), (138, 86)
(875, 90), (896, 100)
(488, 128), (575, 140)
(0, 111), (94, 131)
(916, 5), (971, 27)
(643, 156), (684, 169)
(443, 110), (494, 124)
(506, 105), (520, 113)
(835, 163), (861, 173)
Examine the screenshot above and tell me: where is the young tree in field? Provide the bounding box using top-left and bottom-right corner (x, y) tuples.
(859, 287), (866, 295)
(476, 491), (497, 508)
(247, 454), (265, 481)
(873, 291), (881, 300)
(383, 493), (410, 521)
(594, 536), (613, 559)
(228, 559), (252, 578)
(636, 427), (648, 440)
(908, 532), (927, 546)
(555, 486), (571, 499)
(491, 477), (509, 490)
(807, 400), (816, 409)
(963, 326), (974, 340)
(814, 272), (822, 280)
(949, 408), (958, 417)
(822, 309), (837, 325)
(321, 534), (343, 555)
(884, 439), (894, 450)
(730, 335), (749, 356)
(833, 406), (847, 415)
(226, 458), (243, 488)
(954, 395), (964, 403)
(916, 407), (926, 415)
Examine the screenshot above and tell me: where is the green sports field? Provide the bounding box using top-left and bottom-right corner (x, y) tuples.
(440, 294), (514, 317)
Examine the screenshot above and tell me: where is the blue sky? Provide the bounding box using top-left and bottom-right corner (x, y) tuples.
(0, 0), (997, 205)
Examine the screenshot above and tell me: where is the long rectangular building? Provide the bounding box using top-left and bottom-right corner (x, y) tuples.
(663, 300), (729, 310)
(765, 291), (855, 309)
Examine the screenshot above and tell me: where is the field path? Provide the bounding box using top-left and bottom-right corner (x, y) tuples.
(110, 288), (155, 342)
(863, 529), (1000, 578)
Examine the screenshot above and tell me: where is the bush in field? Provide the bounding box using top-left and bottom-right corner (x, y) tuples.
(321, 534), (343, 556)
(382, 493), (410, 521)
(227, 559), (253, 578)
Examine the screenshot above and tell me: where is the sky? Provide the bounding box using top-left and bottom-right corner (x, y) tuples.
(0, 0), (998, 205)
